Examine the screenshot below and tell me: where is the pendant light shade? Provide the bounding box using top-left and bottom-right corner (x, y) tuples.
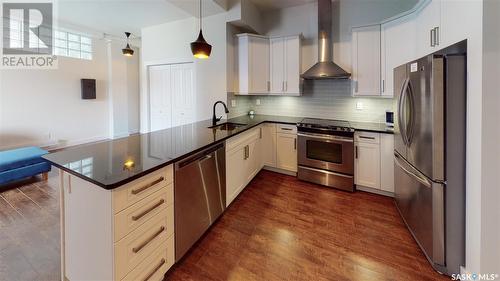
(191, 30), (212, 59)
(191, 0), (211, 59)
(122, 32), (134, 57)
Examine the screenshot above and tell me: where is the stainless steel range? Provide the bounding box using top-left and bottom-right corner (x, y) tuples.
(296, 118), (355, 192)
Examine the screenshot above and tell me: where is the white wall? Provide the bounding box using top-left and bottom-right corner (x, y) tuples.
(140, 13), (228, 133)
(0, 39), (109, 150)
(481, 0), (500, 274)
(0, 29), (141, 150)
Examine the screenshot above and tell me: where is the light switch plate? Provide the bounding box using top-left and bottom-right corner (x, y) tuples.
(356, 102), (364, 110)
(231, 99), (236, 107)
(256, 99), (261, 105)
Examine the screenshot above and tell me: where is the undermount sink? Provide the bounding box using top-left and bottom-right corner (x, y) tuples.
(208, 122), (247, 131)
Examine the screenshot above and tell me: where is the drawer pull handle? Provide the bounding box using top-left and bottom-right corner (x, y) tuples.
(143, 258), (166, 281)
(132, 199), (165, 221)
(281, 128), (293, 131)
(132, 226), (165, 253)
(359, 136), (376, 140)
(131, 177), (164, 195)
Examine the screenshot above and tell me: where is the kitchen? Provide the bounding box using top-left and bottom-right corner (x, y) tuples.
(0, 0), (498, 280)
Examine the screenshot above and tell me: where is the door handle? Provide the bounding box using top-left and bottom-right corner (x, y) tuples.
(131, 177), (164, 195)
(355, 146), (358, 159)
(267, 81), (270, 92)
(132, 199), (165, 221)
(142, 258), (166, 281)
(394, 153), (431, 188)
(294, 138), (297, 150)
(430, 28), (435, 47)
(434, 27), (439, 46)
(132, 226), (165, 253)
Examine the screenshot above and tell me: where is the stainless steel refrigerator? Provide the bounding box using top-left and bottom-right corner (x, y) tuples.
(393, 41), (466, 275)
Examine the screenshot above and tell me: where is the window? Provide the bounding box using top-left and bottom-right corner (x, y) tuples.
(54, 30), (93, 60)
(4, 13), (93, 59)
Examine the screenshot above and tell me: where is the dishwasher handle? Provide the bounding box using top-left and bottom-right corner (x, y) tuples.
(177, 143), (224, 168)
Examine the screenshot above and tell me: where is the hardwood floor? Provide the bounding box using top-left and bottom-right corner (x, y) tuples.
(165, 170), (449, 281)
(0, 174), (60, 281)
(0, 170), (449, 281)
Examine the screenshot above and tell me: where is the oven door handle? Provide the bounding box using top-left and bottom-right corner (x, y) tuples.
(298, 133), (353, 143)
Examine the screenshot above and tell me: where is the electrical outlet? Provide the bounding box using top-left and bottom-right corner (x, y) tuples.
(256, 99), (261, 105)
(356, 102), (364, 110)
(231, 99), (236, 107)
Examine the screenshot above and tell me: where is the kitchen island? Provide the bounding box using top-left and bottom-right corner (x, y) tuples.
(43, 114), (393, 281)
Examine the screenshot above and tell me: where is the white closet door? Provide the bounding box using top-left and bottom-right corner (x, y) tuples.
(149, 65), (172, 132)
(171, 63), (195, 127)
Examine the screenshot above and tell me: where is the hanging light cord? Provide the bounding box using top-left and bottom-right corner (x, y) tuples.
(199, 0), (202, 29)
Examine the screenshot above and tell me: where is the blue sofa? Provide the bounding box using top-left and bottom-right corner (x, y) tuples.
(0, 147), (51, 185)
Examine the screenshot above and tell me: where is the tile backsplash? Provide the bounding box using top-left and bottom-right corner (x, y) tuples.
(227, 80), (394, 122)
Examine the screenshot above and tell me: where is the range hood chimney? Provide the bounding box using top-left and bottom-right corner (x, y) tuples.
(301, 0), (351, 79)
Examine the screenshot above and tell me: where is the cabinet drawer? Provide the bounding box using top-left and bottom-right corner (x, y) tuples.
(355, 132), (380, 144)
(277, 124), (297, 134)
(114, 206), (174, 281)
(114, 185), (173, 242)
(113, 165), (173, 213)
(120, 235), (174, 281)
(226, 127), (260, 152)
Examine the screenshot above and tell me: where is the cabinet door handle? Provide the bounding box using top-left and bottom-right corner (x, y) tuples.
(260, 127), (262, 139)
(132, 199), (165, 221)
(434, 27), (439, 46)
(267, 81), (270, 92)
(353, 80), (359, 93)
(359, 136), (376, 140)
(382, 79), (385, 93)
(132, 226), (165, 253)
(282, 81), (285, 92)
(142, 258), (166, 281)
(430, 28), (435, 47)
(285, 81), (288, 92)
(281, 128), (293, 131)
(294, 138), (297, 150)
(131, 177), (164, 195)
(355, 146), (358, 159)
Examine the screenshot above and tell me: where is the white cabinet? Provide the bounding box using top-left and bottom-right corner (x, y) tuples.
(225, 128), (261, 206)
(380, 134), (395, 192)
(235, 34), (270, 95)
(270, 36), (301, 95)
(354, 132), (395, 195)
(440, 0), (477, 48)
(276, 124), (297, 172)
(261, 123), (277, 167)
(355, 133), (381, 188)
(351, 25), (381, 96)
(415, 0), (441, 57)
(381, 14), (416, 97)
(236, 33), (301, 96)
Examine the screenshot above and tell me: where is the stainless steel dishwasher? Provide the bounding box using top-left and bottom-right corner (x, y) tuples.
(174, 142), (226, 261)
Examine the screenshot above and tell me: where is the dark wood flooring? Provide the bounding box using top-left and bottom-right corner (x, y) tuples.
(0, 170), (449, 281)
(165, 170), (450, 281)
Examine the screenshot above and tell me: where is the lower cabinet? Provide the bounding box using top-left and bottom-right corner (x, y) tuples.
(226, 127), (262, 206)
(61, 165), (175, 281)
(261, 123), (277, 167)
(276, 132), (297, 172)
(354, 132), (394, 194)
(276, 124), (298, 172)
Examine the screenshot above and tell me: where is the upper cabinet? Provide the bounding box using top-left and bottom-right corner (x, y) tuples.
(352, 0), (473, 98)
(235, 34), (270, 95)
(415, 0), (441, 57)
(351, 25), (381, 97)
(235, 33), (301, 96)
(381, 14), (416, 97)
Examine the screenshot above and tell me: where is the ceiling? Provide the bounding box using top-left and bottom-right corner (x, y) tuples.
(249, 0), (316, 11)
(56, 0), (228, 37)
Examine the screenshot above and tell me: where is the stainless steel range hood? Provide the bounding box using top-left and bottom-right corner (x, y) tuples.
(301, 0), (351, 80)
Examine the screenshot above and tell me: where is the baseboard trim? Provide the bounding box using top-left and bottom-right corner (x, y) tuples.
(263, 166), (297, 176)
(356, 185), (394, 197)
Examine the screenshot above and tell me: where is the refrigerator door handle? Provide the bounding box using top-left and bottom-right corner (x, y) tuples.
(398, 78), (410, 145)
(406, 79), (415, 145)
(394, 153), (431, 188)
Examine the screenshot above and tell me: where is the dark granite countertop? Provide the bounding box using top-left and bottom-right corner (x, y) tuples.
(43, 114), (391, 190)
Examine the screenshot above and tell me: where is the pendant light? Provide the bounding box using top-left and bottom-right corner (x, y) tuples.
(190, 0), (212, 59)
(122, 32), (134, 57)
